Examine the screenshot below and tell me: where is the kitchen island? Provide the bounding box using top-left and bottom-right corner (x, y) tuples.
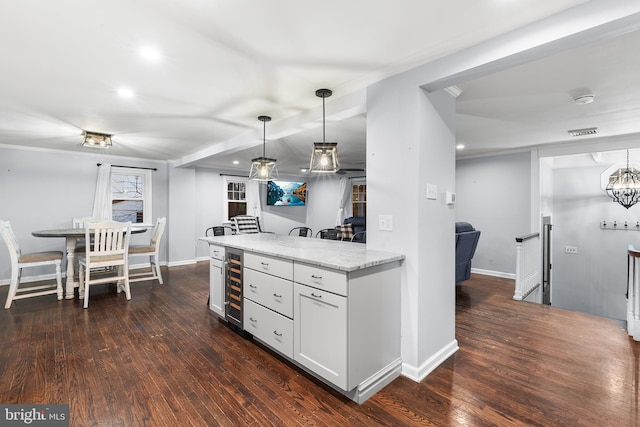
(200, 233), (404, 403)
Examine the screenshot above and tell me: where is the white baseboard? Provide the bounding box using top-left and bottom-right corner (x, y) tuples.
(401, 339), (459, 382)
(166, 259), (197, 268)
(471, 268), (516, 280)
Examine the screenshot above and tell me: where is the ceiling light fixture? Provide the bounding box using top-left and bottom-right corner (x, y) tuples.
(309, 88), (339, 173)
(574, 94), (595, 105)
(249, 115), (278, 182)
(82, 131), (112, 149)
(605, 149), (640, 209)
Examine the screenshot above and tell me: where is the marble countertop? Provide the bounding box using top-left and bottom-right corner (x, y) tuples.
(199, 234), (404, 272)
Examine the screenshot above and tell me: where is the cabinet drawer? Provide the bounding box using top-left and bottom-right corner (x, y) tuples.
(245, 252), (293, 280)
(294, 263), (347, 296)
(209, 244), (225, 261)
(244, 299), (293, 359)
(244, 268), (293, 318)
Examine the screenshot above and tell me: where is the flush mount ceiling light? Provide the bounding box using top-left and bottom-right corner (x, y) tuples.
(605, 150), (640, 209)
(574, 94), (595, 105)
(249, 115), (278, 182)
(82, 131), (112, 149)
(310, 88), (339, 173)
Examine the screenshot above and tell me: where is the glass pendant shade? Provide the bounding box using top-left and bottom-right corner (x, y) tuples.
(310, 142), (339, 173)
(309, 88), (339, 173)
(605, 150), (640, 209)
(249, 157), (278, 181)
(249, 115), (278, 182)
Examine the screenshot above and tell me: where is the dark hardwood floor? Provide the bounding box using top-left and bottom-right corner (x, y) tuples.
(0, 263), (638, 426)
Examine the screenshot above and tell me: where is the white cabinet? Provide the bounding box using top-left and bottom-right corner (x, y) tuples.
(209, 244), (225, 317)
(202, 235), (403, 404)
(243, 253), (294, 359)
(245, 268), (293, 318)
(244, 299), (293, 358)
(293, 261), (402, 401)
(293, 283), (347, 389)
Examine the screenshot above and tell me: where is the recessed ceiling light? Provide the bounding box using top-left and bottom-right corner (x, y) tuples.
(140, 45), (162, 62)
(456, 144), (465, 150)
(233, 160), (239, 165)
(117, 87), (134, 99)
(300, 168), (308, 173)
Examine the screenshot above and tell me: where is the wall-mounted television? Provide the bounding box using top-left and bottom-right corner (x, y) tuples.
(267, 181), (307, 206)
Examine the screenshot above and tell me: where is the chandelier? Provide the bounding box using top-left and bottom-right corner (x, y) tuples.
(605, 150), (640, 209)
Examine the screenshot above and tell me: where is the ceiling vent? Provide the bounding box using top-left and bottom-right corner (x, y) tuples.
(568, 127), (598, 137)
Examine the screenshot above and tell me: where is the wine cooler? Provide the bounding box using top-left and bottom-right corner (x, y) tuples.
(225, 248), (244, 332)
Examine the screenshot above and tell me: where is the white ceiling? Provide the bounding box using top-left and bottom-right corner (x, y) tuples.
(1, 0), (639, 175)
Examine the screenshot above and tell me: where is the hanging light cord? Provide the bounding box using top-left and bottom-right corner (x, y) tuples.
(322, 93), (326, 143)
(262, 118), (266, 157)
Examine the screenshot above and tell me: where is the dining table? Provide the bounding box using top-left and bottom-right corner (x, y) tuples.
(32, 226), (148, 299)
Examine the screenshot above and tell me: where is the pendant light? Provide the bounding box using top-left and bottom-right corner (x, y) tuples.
(309, 88), (339, 173)
(249, 115), (278, 182)
(605, 149), (640, 209)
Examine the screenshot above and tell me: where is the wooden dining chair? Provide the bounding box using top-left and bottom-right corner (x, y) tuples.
(0, 220), (63, 309)
(78, 220), (131, 308)
(128, 217), (166, 285)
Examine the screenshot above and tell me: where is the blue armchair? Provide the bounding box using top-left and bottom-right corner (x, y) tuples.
(455, 222), (480, 284)
(343, 216), (366, 243)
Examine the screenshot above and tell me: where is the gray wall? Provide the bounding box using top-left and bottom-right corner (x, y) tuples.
(0, 146), (169, 282)
(551, 164), (631, 321)
(455, 152), (532, 276)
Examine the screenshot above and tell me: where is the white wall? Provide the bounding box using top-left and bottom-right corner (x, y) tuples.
(455, 152), (532, 276)
(0, 145), (169, 282)
(368, 68), (457, 380)
(551, 164), (631, 321)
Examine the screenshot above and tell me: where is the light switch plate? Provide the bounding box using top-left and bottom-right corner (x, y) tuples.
(426, 183), (438, 200)
(379, 214), (393, 231)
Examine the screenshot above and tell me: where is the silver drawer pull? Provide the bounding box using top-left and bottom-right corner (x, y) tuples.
(273, 293), (282, 298)
(311, 274), (322, 280)
(250, 317), (257, 322)
(261, 262), (269, 266)
(310, 293), (322, 298)
(273, 331), (282, 337)
(249, 284), (257, 288)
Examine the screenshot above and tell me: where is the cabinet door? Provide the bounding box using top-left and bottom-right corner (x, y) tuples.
(293, 283), (348, 390)
(209, 258), (225, 317)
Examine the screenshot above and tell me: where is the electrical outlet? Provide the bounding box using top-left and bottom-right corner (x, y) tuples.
(565, 246), (578, 254)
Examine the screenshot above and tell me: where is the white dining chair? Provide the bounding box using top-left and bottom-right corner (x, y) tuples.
(0, 220), (63, 309)
(78, 220), (131, 308)
(128, 217), (166, 285)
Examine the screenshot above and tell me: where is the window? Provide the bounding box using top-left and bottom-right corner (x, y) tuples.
(352, 184), (366, 218)
(226, 180), (247, 220)
(111, 168), (152, 224)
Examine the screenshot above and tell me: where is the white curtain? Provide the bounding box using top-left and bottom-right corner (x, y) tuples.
(335, 177), (351, 226)
(92, 163), (112, 220)
(248, 180), (262, 223)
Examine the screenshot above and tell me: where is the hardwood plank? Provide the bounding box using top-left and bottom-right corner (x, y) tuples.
(0, 264), (638, 426)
